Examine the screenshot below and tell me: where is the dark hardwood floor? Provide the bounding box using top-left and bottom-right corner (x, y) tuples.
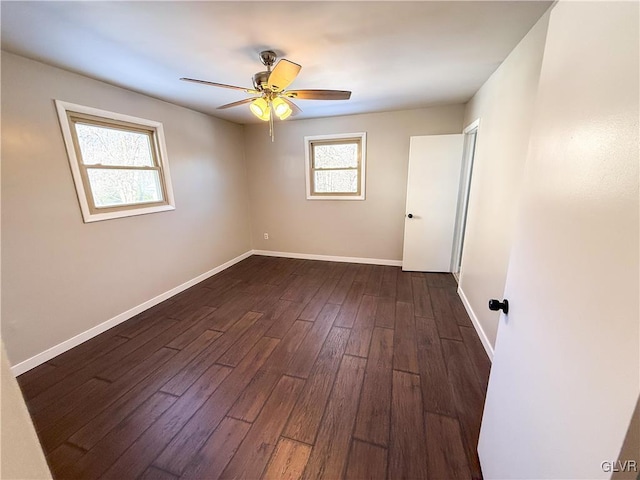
(18, 255), (491, 480)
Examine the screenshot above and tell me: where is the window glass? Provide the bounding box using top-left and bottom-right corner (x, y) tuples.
(86, 169), (163, 207)
(313, 143), (358, 169)
(314, 170), (358, 193)
(75, 123), (155, 167)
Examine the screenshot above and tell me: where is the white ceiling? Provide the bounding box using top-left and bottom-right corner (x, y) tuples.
(1, 1), (551, 124)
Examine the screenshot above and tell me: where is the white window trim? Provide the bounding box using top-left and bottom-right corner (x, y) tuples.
(55, 100), (176, 223)
(304, 132), (367, 200)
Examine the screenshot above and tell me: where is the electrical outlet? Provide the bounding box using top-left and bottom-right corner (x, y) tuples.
(263, 233), (269, 240)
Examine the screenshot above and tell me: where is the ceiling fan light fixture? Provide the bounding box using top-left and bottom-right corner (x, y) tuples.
(272, 97), (292, 120)
(250, 98), (270, 121)
(277, 107), (292, 120)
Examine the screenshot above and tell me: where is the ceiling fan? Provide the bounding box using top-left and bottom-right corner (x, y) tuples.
(181, 50), (352, 141)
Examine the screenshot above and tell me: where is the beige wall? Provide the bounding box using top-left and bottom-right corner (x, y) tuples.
(0, 342), (52, 479)
(458, 10), (551, 350)
(1, 52), (252, 366)
(245, 107), (465, 261)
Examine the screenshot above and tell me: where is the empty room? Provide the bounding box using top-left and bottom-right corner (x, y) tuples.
(1, 1), (638, 479)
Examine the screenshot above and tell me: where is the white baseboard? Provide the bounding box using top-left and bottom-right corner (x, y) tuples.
(252, 249), (403, 267)
(10, 250), (253, 376)
(457, 285), (494, 361)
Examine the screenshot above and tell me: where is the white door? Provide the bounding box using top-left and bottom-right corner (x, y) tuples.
(479, 2), (639, 479)
(402, 134), (463, 272)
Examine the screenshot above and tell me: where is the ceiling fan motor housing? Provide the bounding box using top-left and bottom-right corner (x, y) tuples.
(252, 71), (270, 91)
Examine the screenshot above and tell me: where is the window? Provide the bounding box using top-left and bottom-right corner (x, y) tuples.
(305, 132), (366, 200)
(55, 100), (175, 223)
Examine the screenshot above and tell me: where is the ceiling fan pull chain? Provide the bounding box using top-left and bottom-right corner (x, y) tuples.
(269, 100), (275, 142)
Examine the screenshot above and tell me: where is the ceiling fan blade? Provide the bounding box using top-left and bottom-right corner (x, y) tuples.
(180, 77), (258, 94)
(284, 89), (351, 100)
(217, 97), (259, 110)
(267, 59), (301, 92)
(279, 96), (303, 116)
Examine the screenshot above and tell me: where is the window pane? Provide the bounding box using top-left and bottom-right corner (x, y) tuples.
(87, 168), (163, 207)
(314, 169), (358, 193)
(75, 123), (154, 167)
(313, 142), (358, 169)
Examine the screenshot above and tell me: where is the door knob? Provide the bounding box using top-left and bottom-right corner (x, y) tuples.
(489, 299), (509, 314)
(407, 213), (413, 218)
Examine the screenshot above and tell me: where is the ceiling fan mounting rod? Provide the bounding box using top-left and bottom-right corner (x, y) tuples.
(254, 50), (278, 89)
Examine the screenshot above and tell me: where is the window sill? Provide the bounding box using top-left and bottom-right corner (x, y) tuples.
(306, 195), (365, 201)
(81, 204), (175, 223)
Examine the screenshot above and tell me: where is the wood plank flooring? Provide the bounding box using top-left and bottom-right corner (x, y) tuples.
(18, 255), (491, 480)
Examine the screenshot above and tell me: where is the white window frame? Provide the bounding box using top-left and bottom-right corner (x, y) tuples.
(304, 132), (367, 200)
(55, 100), (175, 223)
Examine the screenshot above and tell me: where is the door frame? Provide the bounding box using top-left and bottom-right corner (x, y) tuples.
(451, 118), (480, 279)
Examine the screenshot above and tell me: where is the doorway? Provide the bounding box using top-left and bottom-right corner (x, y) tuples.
(451, 119), (479, 281)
